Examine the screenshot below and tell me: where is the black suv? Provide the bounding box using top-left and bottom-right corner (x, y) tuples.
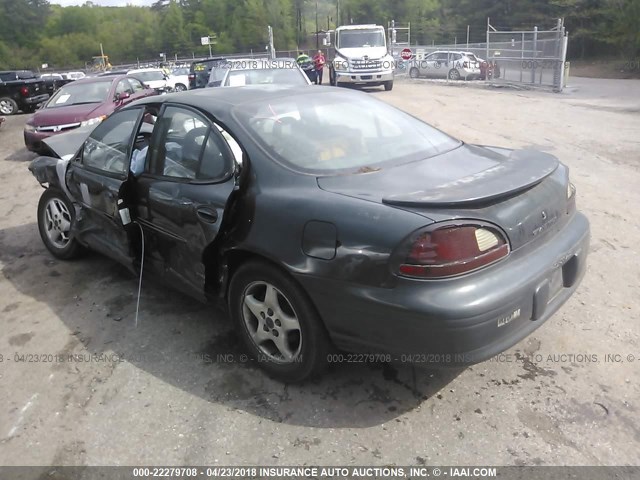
(188, 57), (227, 89)
(0, 70), (49, 115)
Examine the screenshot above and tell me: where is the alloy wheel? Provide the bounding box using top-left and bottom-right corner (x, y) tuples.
(241, 281), (302, 363)
(43, 197), (72, 249)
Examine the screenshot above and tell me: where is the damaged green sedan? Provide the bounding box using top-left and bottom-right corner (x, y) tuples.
(29, 86), (590, 382)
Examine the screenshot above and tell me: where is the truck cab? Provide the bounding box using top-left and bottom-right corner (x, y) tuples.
(329, 24), (394, 91)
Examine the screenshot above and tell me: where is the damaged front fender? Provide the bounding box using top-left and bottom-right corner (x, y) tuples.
(28, 156), (74, 202)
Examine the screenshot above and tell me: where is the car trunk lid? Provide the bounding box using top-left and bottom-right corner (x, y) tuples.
(317, 144), (569, 250)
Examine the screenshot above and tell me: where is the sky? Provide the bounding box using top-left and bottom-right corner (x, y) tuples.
(48, 0), (154, 6)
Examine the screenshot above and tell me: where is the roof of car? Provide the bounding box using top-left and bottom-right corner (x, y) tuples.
(227, 58), (299, 70)
(128, 68), (163, 73)
(134, 84), (321, 109)
(62, 75), (126, 85)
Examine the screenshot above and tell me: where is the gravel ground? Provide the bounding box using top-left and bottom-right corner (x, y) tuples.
(0, 77), (638, 468)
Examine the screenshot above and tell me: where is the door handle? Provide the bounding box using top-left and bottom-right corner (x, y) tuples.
(196, 207), (218, 223)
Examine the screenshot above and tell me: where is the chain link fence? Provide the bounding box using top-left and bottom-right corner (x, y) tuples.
(394, 19), (569, 91)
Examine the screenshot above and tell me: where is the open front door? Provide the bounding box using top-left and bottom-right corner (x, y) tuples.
(66, 107), (144, 270)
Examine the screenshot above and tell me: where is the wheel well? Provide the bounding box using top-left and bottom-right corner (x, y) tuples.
(222, 250), (286, 298)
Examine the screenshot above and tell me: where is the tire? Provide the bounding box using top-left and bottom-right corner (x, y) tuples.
(37, 189), (82, 260)
(448, 68), (461, 80)
(174, 83), (187, 92)
(0, 97), (18, 115)
(228, 260), (330, 382)
(384, 81), (394, 91)
(409, 67), (420, 79)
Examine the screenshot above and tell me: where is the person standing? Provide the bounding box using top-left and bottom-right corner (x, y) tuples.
(296, 51), (316, 83)
(313, 50), (326, 85)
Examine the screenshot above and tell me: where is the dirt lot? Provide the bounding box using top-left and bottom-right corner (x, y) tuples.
(0, 77), (639, 468)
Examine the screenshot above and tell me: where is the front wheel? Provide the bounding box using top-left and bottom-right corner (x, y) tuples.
(37, 189), (82, 260)
(384, 81), (394, 91)
(0, 97), (18, 115)
(228, 261), (330, 382)
(409, 67), (420, 79)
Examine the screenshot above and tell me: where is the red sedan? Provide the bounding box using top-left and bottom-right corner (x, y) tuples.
(24, 75), (156, 153)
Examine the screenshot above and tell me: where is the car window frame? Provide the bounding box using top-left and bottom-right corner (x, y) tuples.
(142, 103), (236, 185)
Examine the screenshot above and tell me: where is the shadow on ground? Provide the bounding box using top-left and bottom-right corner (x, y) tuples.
(1, 222), (463, 428)
(4, 146), (37, 162)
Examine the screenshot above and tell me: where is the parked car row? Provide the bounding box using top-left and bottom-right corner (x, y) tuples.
(23, 58), (312, 152)
(24, 75), (156, 153)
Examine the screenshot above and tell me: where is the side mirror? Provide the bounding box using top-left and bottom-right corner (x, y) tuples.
(115, 92), (131, 102)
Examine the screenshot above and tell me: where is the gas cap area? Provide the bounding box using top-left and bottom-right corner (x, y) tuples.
(302, 220), (338, 260)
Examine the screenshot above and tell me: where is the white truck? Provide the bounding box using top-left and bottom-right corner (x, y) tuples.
(329, 24), (395, 91)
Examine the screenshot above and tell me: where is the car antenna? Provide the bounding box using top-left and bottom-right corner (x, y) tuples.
(117, 198), (144, 327)
(133, 222), (145, 328)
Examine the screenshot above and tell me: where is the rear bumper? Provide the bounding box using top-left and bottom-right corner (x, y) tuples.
(296, 212), (590, 365)
(336, 71), (394, 84)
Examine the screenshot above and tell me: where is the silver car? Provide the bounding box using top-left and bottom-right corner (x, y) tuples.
(409, 51), (481, 80)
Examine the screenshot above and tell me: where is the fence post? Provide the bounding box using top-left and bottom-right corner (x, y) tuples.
(486, 17), (490, 71)
(531, 26), (537, 84)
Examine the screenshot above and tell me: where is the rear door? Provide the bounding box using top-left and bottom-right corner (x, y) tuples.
(423, 52), (447, 78)
(134, 104), (238, 300)
(65, 107), (143, 269)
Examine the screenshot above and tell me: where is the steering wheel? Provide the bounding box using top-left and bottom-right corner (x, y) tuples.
(104, 150), (125, 172)
(182, 126), (209, 162)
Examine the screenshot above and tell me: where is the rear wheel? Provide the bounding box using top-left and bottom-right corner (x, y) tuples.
(448, 68), (461, 80)
(384, 81), (394, 91)
(37, 189), (82, 260)
(228, 261), (330, 382)
(409, 67), (420, 79)
(174, 83), (187, 92)
(0, 97), (18, 115)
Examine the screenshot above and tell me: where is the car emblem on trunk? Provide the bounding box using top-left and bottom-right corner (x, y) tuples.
(541, 210), (547, 220)
(52, 126), (61, 132)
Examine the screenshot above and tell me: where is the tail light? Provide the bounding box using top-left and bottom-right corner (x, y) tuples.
(20, 86), (29, 96)
(397, 224), (510, 279)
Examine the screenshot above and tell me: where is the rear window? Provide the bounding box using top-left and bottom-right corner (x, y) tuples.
(18, 71), (37, 79)
(191, 59), (227, 87)
(1, 71), (37, 80)
(225, 68), (307, 86)
(131, 71), (164, 82)
(234, 90), (460, 174)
